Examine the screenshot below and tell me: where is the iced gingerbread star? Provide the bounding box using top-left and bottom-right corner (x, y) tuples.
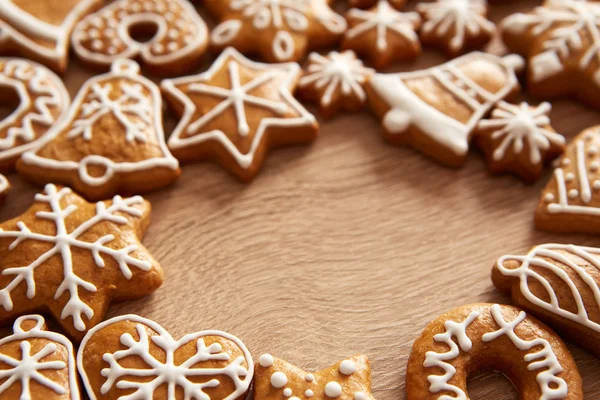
(0, 184), (163, 340)
(161, 47), (318, 181)
(207, 0), (346, 63)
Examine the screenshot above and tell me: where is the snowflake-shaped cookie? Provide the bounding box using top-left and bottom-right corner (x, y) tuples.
(298, 50), (374, 118)
(0, 184), (163, 340)
(342, 0), (422, 68)
(208, 0), (346, 62)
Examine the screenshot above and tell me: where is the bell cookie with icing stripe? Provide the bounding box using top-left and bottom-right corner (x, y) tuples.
(406, 303), (582, 400)
(254, 354), (375, 400)
(501, 1), (600, 109)
(71, 0), (208, 75)
(475, 101), (565, 183)
(0, 0), (101, 72)
(0, 184), (163, 340)
(365, 52), (523, 167)
(0, 58), (70, 170)
(161, 47), (318, 182)
(17, 59), (180, 201)
(298, 50), (374, 119)
(78, 314), (253, 400)
(342, 1), (421, 69)
(494, 243), (600, 359)
(536, 126), (600, 234)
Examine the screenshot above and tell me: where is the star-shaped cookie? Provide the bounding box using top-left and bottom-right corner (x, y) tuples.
(161, 47), (319, 181)
(0, 184), (163, 340)
(207, 0), (346, 63)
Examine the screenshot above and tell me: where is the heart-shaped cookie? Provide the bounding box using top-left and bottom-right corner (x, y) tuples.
(77, 314), (254, 400)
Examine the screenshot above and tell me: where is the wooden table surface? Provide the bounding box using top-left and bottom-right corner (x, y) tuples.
(1, 0), (600, 398)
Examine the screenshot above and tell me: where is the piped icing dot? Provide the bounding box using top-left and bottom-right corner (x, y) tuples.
(565, 172), (575, 182)
(589, 146), (598, 156)
(305, 373), (314, 382)
(339, 359), (356, 375)
(283, 388), (293, 397)
(591, 161), (600, 172)
(562, 158), (571, 166)
(354, 392), (367, 400)
(544, 193), (555, 202)
(271, 372), (288, 388)
(569, 189), (579, 199)
(305, 390), (314, 397)
(594, 180), (600, 190)
(324, 382), (342, 398)
(290, 397), (301, 400)
(259, 353), (274, 368)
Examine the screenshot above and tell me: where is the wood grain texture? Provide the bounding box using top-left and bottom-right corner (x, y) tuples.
(1, 0), (600, 398)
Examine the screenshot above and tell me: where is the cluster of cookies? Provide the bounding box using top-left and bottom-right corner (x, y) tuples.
(0, 0), (599, 399)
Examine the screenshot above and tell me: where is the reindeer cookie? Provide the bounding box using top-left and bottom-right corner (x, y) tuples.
(406, 303), (582, 400)
(18, 59), (180, 201)
(78, 314), (253, 400)
(72, 0), (208, 75)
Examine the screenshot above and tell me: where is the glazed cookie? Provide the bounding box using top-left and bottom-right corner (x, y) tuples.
(0, 315), (79, 399)
(298, 51), (375, 119)
(501, 1), (600, 109)
(71, 0), (208, 75)
(0, 184), (163, 340)
(494, 243), (600, 358)
(536, 126), (600, 234)
(0, 0), (101, 72)
(78, 314), (253, 400)
(475, 101), (565, 183)
(0, 58), (70, 170)
(207, 0), (346, 63)
(161, 47), (318, 182)
(18, 59), (180, 201)
(366, 52), (523, 167)
(417, 0), (495, 57)
(406, 303), (582, 400)
(254, 354), (375, 400)
(342, 1), (421, 69)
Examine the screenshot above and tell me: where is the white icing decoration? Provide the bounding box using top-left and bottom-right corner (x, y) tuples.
(77, 314), (253, 400)
(369, 52), (522, 157)
(594, 180), (600, 190)
(0, 315), (78, 399)
(305, 373), (314, 382)
(565, 172), (575, 182)
(259, 353), (274, 367)
(284, 388), (293, 397)
(0, 184), (152, 332)
(339, 359), (356, 375)
(21, 59), (179, 187)
(345, 1), (420, 52)
(354, 392), (366, 400)
(0, 174), (8, 195)
(545, 193), (555, 202)
(72, 0), (208, 66)
(305, 389), (314, 397)
(568, 188), (579, 199)
(298, 51), (374, 108)
(271, 371), (288, 388)
(477, 102), (565, 164)
(161, 47), (316, 170)
(324, 381), (342, 398)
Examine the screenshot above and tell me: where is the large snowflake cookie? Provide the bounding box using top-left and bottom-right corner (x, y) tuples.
(406, 303), (582, 400)
(501, 0), (600, 109)
(0, 0), (101, 72)
(342, 0), (422, 69)
(72, 0), (208, 75)
(366, 52), (523, 167)
(78, 314), (253, 400)
(18, 59), (180, 201)
(535, 126), (600, 233)
(207, 0), (346, 63)
(0, 184), (163, 340)
(475, 101), (565, 183)
(161, 47), (319, 182)
(254, 354), (375, 400)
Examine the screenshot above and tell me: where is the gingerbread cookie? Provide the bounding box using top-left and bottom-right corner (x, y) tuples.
(78, 314), (253, 400)
(417, 0), (495, 57)
(475, 101), (565, 183)
(72, 0), (208, 75)
(18, 59), (180, 201)
(0, 315), (79, 399)
(0, 58), (70, 170)
(161, 47), (318, 182)
(366, 52), (523, 167)
(298, 51), (374, 119)
(406, 303), (582, 400)
(536, 126), (600, 234)
(342, 1), (421, 69)
(254, 354), (374, 400)
(0, 184), (163, 340)
(0, 0), (101, 72)
(207, 0), (346, 63)
(501, 1), (600, 109)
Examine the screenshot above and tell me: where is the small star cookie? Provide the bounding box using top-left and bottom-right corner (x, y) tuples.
(475, 101), (565, 183)
(161, 47), (319, 182)
(343, 0), (421, 69)
(207, 0), (346, 63)
(298, 50), (374, 119)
